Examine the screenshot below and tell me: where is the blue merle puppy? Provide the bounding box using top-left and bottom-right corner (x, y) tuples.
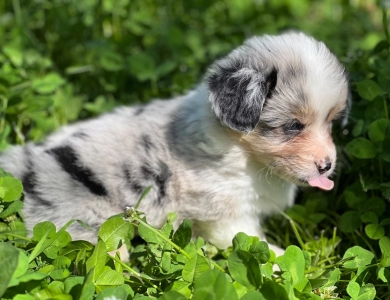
(0, 32), (349, 255)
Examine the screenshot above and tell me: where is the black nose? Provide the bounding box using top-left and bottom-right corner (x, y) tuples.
(317, 160), (332, 174)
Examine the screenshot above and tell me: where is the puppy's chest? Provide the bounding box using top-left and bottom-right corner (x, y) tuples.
(249, 173), (297, 216)
(229, 171), (296, 216)
(183, 161), (296, 218)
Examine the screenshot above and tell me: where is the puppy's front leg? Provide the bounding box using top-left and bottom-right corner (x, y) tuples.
(193, 217), (284, 257)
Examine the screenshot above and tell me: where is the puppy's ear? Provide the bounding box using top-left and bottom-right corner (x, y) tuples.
(207, 60), (277, 133)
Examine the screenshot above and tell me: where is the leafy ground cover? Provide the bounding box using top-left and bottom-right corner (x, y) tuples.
(1, 0), (390, 299)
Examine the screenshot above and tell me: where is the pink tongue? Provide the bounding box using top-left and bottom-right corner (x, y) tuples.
(308, 177), (334, 191)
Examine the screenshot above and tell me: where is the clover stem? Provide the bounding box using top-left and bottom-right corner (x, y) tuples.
(136, 217), (191, 259)
(289, 220), (305, 250)
(332, 227), (337, 257)
(113, 256), (163, 292)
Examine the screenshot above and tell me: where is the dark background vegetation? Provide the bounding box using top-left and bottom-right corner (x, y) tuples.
(1, 0), (390, 299)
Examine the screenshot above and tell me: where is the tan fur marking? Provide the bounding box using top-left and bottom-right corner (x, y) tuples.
(326, 101), (347, 122)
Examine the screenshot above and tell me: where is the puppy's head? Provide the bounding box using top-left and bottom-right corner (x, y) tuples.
(207, 32), (349, 190)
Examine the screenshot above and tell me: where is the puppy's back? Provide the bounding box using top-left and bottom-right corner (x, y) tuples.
(0, 97), (183, 241)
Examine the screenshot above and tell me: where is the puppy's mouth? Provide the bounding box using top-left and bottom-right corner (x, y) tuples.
(264, 158), (335, 190)
(306, 176), (334, 191)
(276, 171), (335, 191)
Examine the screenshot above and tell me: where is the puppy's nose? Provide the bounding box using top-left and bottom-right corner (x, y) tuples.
(316, 158), (332, 175)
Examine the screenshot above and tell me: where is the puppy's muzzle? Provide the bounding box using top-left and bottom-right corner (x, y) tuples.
(316, 157), (332, 175)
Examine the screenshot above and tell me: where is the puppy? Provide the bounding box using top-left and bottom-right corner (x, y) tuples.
(0, 32), (348, 255)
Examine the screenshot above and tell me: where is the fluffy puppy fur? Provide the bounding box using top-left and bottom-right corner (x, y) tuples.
(0, 32), (348, 255)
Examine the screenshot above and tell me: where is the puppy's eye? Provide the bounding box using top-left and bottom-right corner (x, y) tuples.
(284, 119), (304, 133)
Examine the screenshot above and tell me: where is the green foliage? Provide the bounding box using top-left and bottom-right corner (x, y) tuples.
(1, 0), (390, 299)
(3, 206), (390, 299)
